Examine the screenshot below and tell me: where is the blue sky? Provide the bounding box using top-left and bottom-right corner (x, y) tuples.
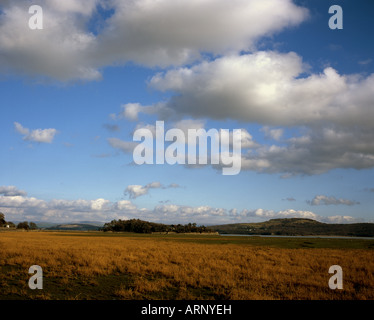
(0, 0), (373, 224)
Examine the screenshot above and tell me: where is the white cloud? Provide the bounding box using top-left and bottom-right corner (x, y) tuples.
(118, 103), (168, 122)
(0, 186), (363, 224)
(220, 128), (258, 149)
(0, 185), (27, 197)
(145, 52), (374, 131)
(125, 185), (152, 199)
(133, 123), (157, 137)
(232, 208), (359, 224)
(124, 181), (178, 199)
(261, 126), (284, 141)
(324, 215), (358, 224)
(46, 0), (99, 15)
(141, 52), (374, 174)
(0, 195), (47, 209)
(105, 50), (374, 176)
(121, 103), (143, 121)
(307, 195), (360, 206)
(94, 0), (307, 67)
(109, 119), (257, 159)
(173, 119), (206, 136)
(0, 194), (132, 222)
(14, 122), (30, 135)
(0, 0), (308, 81)
(0, 0), (100, 81)
(14, 122), (57, 143)
(24, 128), (58, 143)
(113, 200), (137, 211)
(90, 198), (111, 211)
(107, 137), (137, 153)
(237, 126), (374, 175)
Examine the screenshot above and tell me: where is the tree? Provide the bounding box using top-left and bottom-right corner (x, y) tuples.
(101, 218), (214, 234)
(29, 222), (38, 230)
(7, 221), (15, 228)
(0, 212), (5, 226)
(17, 221), (30, 230)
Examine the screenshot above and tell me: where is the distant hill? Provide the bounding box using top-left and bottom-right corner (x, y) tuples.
(10, 220), (105, 230)
(46, 223), (101, 231)
(210, 218), (374, 237)
(9, 221), (56, 229)
(76, 221), (105, 227)
(33, 222), (58, 229)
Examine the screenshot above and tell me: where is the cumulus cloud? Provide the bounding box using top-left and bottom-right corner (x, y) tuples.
(0, 0), (100, 81)
(94, 0), (307, 67)
(14, 122), (30, 135)
(0, 195), (122, 222)
(117, 103), (169, 122)
(0, 0), (308, 81)
(109, 119), (257, 160)
(14, 122), (57, 143)
(0, 195), (47, 209)
(120, 103), (143, 121)
(125, 184), (158, 199)
(145, 52), (374, 130)
(230, 208), (360, 224)
(0, 186), (363, 224)
(124, 182), (179, 199)
(238, 208), (318, 220)
(324, 215), (359, 224)
(107, 137), (137, 154)
(232, 126), (374, 175)
(109, 120), (374, 175)
(148, 206), (360, 224)
(307, 195), (360, 206)
(261, 126), (284, 141)
(108, 121), (257, 176)
(113, 200), (138, 212)
(173, 119), (206, 136)
(48, 198), (111, 212)
(123, 50), (374, 175)
(0, 186), (27, 197)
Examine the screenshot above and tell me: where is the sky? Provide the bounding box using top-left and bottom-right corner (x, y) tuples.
(0, 0), (374, 225)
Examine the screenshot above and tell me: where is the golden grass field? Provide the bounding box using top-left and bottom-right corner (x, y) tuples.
(0, 231), (373, 300)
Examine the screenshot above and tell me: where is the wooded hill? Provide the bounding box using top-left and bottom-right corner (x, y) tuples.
(210, 218), (374, 237)
(101, 219), (214, 234)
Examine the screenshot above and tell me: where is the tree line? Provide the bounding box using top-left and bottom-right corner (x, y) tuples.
(100, 218), (214, 234)
(0, 212), (38, 230)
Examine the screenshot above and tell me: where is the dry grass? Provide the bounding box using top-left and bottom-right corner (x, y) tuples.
(0, 231), (373, 300)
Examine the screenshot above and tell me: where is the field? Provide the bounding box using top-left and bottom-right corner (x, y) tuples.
(0, 230), (373, 300)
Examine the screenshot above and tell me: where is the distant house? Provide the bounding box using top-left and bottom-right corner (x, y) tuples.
(6, 225), (9, 228)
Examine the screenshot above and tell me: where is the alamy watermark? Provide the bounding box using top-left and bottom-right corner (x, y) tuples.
(27, 4), (342, 31)
(132, 121), (242, 175)
(28, 265), (43, 289)
(329, 5), (343, 30)
(328, 265), (343, 290)
(28, 5), (43, 30)
(26, 263), (344, 292)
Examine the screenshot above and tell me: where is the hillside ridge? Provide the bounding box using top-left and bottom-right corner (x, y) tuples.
(210, 218), (374, 237)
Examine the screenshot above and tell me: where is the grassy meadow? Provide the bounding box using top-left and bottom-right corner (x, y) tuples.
(0, 230), (373, 300)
